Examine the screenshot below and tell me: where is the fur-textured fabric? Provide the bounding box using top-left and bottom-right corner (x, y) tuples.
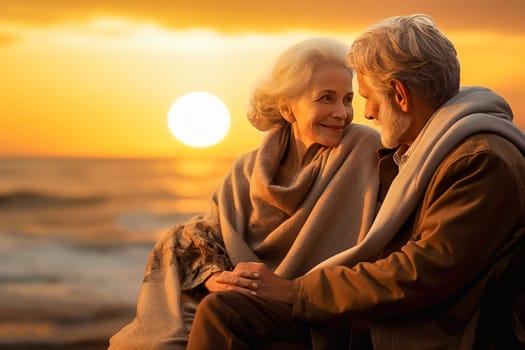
(108, 122), (381, 349)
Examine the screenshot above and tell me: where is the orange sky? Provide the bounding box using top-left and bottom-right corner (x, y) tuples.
(1, 0), (524, 158)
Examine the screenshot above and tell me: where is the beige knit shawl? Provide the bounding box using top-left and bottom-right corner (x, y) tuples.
(218, 123), (381, 277)
(108, 123), (381, 349)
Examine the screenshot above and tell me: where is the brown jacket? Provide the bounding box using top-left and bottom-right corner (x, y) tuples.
(293, 133), (525, 349)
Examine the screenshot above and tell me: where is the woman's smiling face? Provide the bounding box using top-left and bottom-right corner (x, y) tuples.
(287, 64), (354, 149)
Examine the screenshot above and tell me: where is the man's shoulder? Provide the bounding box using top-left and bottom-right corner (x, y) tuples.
(424, 132), (525, 215)
(432, 133), (525, 197)
(443, 132), (523, 166)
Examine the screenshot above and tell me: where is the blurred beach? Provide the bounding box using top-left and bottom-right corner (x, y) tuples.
(0, 157), (233, 349)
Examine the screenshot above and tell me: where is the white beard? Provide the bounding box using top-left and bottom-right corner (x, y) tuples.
(379, 97), (411, 149)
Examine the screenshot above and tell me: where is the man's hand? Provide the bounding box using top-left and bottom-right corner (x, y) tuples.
(216, 262), (293, 304)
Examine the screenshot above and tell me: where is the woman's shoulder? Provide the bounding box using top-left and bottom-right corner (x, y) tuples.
(348, 122), (379, 136)
(345, 123), (381, 145)
(229, 148), (258, 175)
(233, 148), (258, 164)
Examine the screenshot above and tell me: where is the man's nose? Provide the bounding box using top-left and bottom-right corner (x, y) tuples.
(363, 104), (374, 120)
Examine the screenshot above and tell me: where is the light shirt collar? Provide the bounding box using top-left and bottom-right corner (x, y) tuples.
(393, 144), (411, 170)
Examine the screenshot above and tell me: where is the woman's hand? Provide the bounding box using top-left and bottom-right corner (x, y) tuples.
(215, 262), (293, 304)
(204, 266), (260, 294)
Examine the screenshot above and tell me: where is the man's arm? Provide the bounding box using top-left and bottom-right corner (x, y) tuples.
(292, 146), (524, 323)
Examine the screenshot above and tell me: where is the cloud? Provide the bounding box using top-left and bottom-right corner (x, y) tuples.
(1, 0), (524, 34)
(0, 32), (19, 46)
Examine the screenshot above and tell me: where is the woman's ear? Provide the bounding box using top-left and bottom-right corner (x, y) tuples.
(279, 100), (295, 123)
(390, 79), (410, 112)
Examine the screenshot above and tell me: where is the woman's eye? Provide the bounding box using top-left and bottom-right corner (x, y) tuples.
(343, 95), (354, 105)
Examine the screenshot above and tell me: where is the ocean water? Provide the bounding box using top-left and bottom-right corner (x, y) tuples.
(0, 157), (233, 347)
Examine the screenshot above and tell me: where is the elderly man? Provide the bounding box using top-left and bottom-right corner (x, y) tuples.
(186, 14), (525, 350)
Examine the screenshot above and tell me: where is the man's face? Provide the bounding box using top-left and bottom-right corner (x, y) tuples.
(357, 74), (412, 148)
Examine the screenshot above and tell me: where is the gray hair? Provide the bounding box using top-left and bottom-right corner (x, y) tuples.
(347, 14), (460, 107)
(247, 37), (351, 131)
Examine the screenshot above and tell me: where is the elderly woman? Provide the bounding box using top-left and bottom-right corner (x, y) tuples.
(109, 37), (381, 350)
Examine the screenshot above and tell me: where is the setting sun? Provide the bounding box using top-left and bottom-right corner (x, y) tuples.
(167, 91), (231, 148)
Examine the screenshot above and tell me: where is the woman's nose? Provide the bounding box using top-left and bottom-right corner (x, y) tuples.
(333, 102), (350, 118)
